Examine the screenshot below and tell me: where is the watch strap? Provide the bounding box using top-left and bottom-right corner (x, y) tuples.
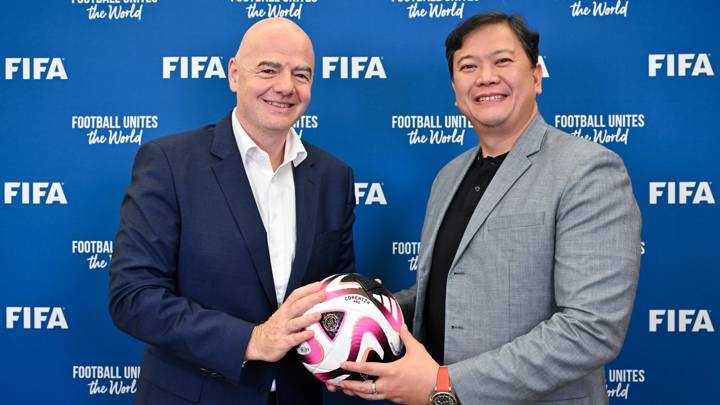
(436, 366), (451, 392)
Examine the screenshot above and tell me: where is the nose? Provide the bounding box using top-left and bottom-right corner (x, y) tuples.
(474, 65), (499, 86)
(272, 70), (295, 95)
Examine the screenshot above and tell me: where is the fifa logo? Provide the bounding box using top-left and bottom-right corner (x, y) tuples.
(649, 309), (714, 333)
(162, 56), (225, 79)
(4, 182), (67, 205)
(322, 57), (387, 79)
(648, 181), (714, 205)
(5, 57), (68, 80)
(6, 307), (69, 329)
(648, 53), (714, 77)
(354, 182), (387, 205)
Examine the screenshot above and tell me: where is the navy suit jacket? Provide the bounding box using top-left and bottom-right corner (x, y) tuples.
(109, 112), (355, 405)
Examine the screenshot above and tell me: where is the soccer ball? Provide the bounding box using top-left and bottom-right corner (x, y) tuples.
(296, 273), (405, 385)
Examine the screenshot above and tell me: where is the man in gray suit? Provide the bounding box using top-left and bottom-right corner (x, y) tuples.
(335, 12), (641, 405)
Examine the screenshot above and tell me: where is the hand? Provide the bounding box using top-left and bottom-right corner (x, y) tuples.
(244, 281), (325, 363)
(330, 324), (440, 404)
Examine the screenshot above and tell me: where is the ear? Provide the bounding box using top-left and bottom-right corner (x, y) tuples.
(228, 57), (238, 93)
(532, 63), (543, 96)
(450, 79), (461, 108)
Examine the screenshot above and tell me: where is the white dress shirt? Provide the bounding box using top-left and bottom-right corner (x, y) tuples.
(231, 108), (307, 307)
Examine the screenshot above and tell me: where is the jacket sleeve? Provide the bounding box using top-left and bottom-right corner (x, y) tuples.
(448, 148), (642, 403)
(393, 284), (417, 329)
(108, 141), (254, 385)
(393, 169), (445, 331)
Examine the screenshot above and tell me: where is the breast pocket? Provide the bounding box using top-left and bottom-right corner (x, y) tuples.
(485, 211), (550, 262)
(486, 212), (545, 230)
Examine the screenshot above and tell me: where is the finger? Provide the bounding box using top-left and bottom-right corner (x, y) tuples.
(287, 329), (314, 347)
(325, 383), (337, 392)
(341, 389), (356, 397)
(288, 290), (326, 317)
(341, 360), (387, 377)
(339, 379), (370, 394)
(355, 392), (385, 401)
(287, 311), (322, 332)
(285, 281), (323, 304)
(339, 380), (386, 400)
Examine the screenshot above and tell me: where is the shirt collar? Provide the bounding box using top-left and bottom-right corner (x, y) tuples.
(476, 148), (509, 163)
(231, 107), (307, 168)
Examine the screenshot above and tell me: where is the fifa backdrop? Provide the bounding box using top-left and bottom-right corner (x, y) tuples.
(1, 1), (717, 404)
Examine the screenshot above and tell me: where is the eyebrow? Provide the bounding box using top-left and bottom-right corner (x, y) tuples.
(256, 61), (282, 70)
(455, 48), (516, 65)
(294, 65), (313, 75)
(256, 61), (313, 75)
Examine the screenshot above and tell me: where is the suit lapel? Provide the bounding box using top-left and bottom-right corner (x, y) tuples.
(284, 152), (320, 302)
(417, 149), (477, 277)
(209, 113), (277, 309)
(414, 148), (477, 329)
(449, 114), (548, 270)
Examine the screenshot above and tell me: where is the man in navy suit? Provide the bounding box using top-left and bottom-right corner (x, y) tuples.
(109, 18), (355, 405)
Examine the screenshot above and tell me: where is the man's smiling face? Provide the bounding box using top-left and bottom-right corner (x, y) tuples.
(230, 20), (314, 139)
(451, 22), (542, 137)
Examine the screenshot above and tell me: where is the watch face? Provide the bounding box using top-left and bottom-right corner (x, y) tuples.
(431, 392), (457, 405)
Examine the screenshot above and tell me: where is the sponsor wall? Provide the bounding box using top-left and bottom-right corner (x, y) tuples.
(1, 1), (717, 403)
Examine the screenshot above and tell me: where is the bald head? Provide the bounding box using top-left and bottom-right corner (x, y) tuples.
(228, 18), (315, 141)
(236, 18), (314, 64)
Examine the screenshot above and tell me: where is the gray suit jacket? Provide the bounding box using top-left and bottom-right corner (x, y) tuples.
(395, 114), (641, 404)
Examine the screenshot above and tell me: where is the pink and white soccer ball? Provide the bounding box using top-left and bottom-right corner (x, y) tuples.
(296, 273), (405, 385)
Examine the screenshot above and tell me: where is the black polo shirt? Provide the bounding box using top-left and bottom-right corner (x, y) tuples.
(424, 150), (508, 364)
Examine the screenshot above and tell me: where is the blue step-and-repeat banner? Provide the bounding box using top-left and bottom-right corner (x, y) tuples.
(1, 1), (717, 404)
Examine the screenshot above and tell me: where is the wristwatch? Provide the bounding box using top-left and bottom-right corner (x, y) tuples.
(429, 366), (458, 405)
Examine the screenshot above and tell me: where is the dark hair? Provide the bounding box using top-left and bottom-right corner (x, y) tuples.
(445, 12), (539, 78)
